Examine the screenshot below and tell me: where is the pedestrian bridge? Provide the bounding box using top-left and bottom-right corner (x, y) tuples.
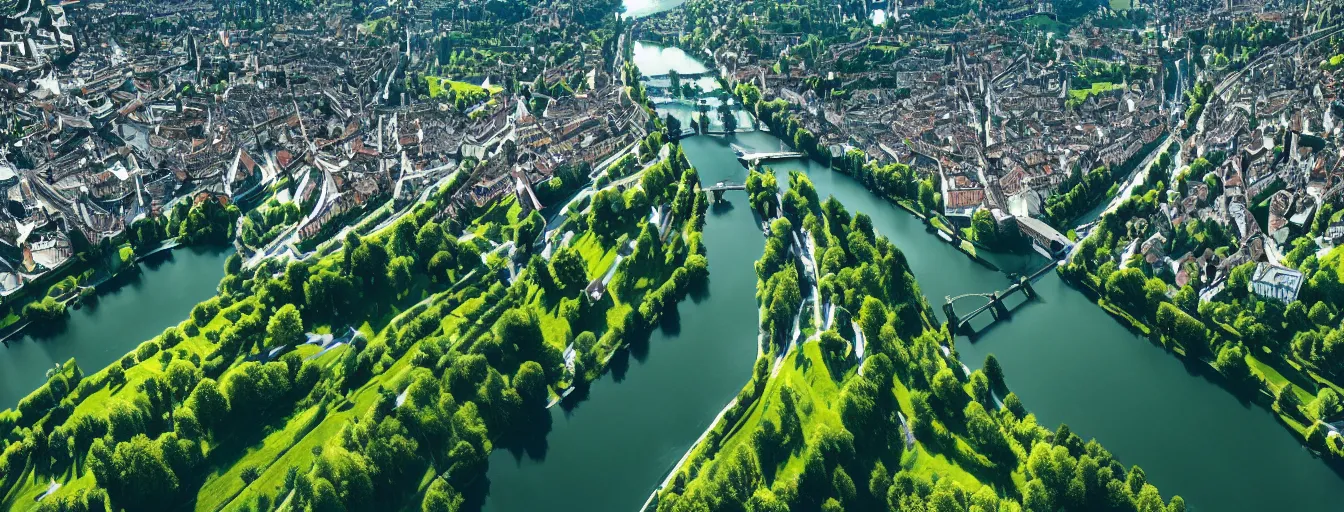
(943, 262), (1056, 336)
(703, 180), (745, 201)
(732, 144), (804, 165)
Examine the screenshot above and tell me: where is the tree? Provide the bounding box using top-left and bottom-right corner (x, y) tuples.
(820, 330), (849, 368)
(665, 113), (682, 135)
(422, 478), (464, 512)
(165, 359), (200, 402)
(305, 271), (355, 321)
(91, 434), (179, 509)
(1227, 261), (1256, 298)
(971, 209), (999, 246)
(1310, 302), (1333, 326)
(388, 256), (415, 295)
(1105, 268), (1149, 314)
(551, 248), (588, 292)
(983, 354), (1006, 391)
(225, 253), (243, 275)
(1275, 385), (1303, 418)
(416, 221), (445, 262)
(1308, 388), (1341, 422)
(931, 368), (964, 409)
(513, 361), (548, 405)
(343, 231), (361, 273)
(188, 378), (229, 432)
(1213, 344), (1253, 389)
(266, 304), (303, 349)
(351, 241), (390, 292)
(1173, 286), (1197, 314)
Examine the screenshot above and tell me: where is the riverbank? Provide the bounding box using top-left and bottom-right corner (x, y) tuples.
(0, 246), (231, 409)
(625, 33), (1344, 510)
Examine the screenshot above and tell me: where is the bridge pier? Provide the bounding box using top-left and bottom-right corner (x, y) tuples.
(942, 301), (960, 335)
(1019, 277), (1036, 300)
(990, 296), (1010, 320)
(711, 189), (725, 202)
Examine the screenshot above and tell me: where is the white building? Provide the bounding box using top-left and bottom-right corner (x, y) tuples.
(1249, 262), (1303, 304)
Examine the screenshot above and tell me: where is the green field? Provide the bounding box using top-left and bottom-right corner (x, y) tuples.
(1069, 81), (1123, 102)
(425, 76), (503, 99)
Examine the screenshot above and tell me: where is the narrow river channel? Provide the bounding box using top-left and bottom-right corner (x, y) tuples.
(481, 35), (1344, 512)
(0, 248), (231, 408)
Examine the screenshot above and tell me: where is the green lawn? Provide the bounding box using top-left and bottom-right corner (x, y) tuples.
(570, 231), (618, 279)
(1022, 14), (1070, 37)
(1246, 354), (1316, 404)
(425, 76), (503, 99)
(1069, 81), (1123, 102)
(195, 404), (326, 512)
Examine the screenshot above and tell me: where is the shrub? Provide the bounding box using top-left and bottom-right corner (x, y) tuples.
(240, 464), (261, 484)
(135, 341), (161, 362)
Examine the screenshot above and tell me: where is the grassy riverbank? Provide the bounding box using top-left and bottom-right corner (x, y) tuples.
(0, 130), (721, 511)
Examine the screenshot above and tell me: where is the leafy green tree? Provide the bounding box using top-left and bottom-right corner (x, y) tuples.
(88, 434), (180, 510)
(971, 209), (998, 246)
(1105, 268), (1149, 314)
(1308, 388), (1341, 421)
(165, 359), (200, 402)
(422, 478), (464, 512)
(513, 361), (548, 405)
(1310, 302), (1333, 326)
(352, 240), (390, 292)
(266, 304), (303, 349)
(983, 354), (1006, 391)
(388, 256), (415, 295)
(931, 368), (964, 410)
(551, 248), (588, 293)
(1213, 344), (1253, 388)
(1275, 385), (1303, 418)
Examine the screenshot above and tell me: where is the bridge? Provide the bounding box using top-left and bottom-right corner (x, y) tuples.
(643, 71), (717, 81)
(732, 144), (804, 166)
(943, 262), (1055, 336)
(703, 180), (745, 201)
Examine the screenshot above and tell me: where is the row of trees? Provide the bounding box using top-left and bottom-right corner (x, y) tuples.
(4, 136), (718, 510)
(1043, 165), (1114, 228)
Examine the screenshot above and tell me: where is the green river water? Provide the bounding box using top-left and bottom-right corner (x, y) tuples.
(0, 248), (231, 408)
(479, 40), (1344, 512)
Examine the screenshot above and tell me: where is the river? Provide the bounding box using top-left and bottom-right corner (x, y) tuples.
(0, 247), (231, 408)
(482, 131), (763, 512)
(621, 0), (686, 18)
(481, 34), (1344, 512)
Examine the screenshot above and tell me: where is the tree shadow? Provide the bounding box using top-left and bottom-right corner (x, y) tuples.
(459, 473), (492, 512)
(558, 382), (591, 415)
(498, 405), (553, 463)
(607, 348), (631, 383)
(657, 304), (682, 337)
(25, 319), (72, 341)
(688, 275), (711, 303)
(710, 199), (736, 216)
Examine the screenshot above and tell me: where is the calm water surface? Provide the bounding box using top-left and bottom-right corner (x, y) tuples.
(0, 248), (230, 408)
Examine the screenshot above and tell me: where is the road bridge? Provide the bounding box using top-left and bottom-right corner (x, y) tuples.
(703, 180), (745, 202)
